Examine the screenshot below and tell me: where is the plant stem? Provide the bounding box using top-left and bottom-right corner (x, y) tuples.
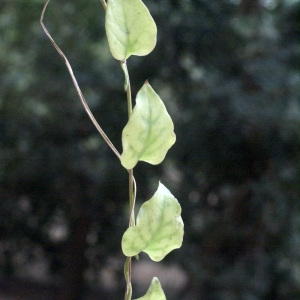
(121, 60), (133, 118)
(121, 59), (135, 300)
(40, 0), (121, 160)
(99, 0), (107, 11)
(124, 257), (132, 300)
(41, 2), (137, 299)
(121, 60), (135, 225)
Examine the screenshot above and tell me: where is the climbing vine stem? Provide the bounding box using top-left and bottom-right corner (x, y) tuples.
(41, 1), (183, 299)
(99, 0), (107, 11)
(120, 58), (136, 300)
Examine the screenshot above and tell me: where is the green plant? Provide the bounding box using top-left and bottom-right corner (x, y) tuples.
(40, 0), (184, 299)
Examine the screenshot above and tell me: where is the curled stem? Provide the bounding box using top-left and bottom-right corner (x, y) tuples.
(121, 60), (136, 300)
(41, 2), (137, 300)
(40, 0), (120, 160)
(124, 257), (133, 300)
(99, 0), (107, 11)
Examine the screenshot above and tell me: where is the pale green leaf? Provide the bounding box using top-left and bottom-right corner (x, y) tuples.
(105, 0), (157, 60)
(134, 277), (166, 300)
(122, 182), (184, 262)
(121, 82), (176, 169)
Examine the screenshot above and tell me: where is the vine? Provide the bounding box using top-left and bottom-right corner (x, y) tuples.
(40, 0), (184, 299)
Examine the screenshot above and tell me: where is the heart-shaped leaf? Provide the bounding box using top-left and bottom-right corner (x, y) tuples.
(134, 277), (166, 300)
(122, 182), (184, 262)
(105, 0), (157, 60)
(121, 82), (176, 169)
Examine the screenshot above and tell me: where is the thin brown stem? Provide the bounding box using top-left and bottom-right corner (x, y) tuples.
(99, 0), (107, 11)
(121, 59), (136, 300)
(41, 2), (137, 299)
(124, 257), (132, 300)
(40, 0), (120, 160)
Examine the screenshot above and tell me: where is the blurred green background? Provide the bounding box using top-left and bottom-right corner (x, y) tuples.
(1, 0), (300, 299)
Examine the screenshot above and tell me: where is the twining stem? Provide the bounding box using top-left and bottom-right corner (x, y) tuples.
(41, 1), (136, 299)
(121, 60), (136, 227)
(40, 0), (120, 161)
(99, 0), (107, 11)
(121, 59), (136, 300)
(121, 60), (133, 118)
(121, 60), (135, 225)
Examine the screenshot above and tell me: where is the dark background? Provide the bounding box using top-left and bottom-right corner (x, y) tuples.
(1, 0), (300, 299)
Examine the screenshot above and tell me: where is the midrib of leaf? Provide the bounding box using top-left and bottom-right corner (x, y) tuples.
(145, 192), (166, 246)
(122, 0), (130, 59)
(143, 87), (153, 156)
